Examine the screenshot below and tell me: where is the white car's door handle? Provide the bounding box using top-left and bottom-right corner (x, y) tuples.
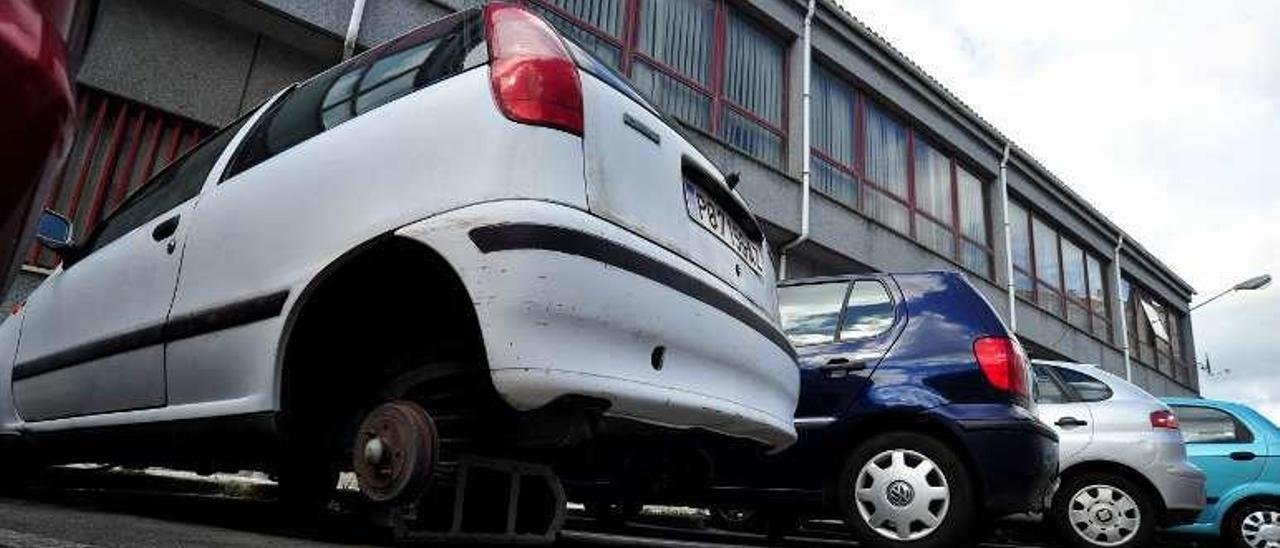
(152, 215), (180, 241)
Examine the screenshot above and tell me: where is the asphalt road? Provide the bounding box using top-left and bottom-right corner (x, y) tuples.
(0, 467), (1211, 548)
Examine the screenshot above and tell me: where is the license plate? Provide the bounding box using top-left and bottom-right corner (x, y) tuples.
(683, 181), (764, 275)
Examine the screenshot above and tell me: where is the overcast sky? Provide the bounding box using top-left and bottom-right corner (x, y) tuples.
(836, 0), (1280, 419)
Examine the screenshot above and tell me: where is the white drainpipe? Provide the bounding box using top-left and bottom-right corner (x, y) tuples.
(778, 0), (817, 280)
(1114, 234), (1132, 381)
(342, 0), (368, 61)
(998, 143), (1015, 331)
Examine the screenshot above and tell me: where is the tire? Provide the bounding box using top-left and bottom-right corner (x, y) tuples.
(709, 507), (763, 532)
(1050, 472), (1155, 548)
(1224, 500), (1280, 548)
(836, 432), (976, 548)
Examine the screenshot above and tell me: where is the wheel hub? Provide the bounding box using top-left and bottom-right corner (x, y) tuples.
(352, 400), (438, 503)
(1242, 510), (1280, 548)
(1066, 484), (1141, 547)
(853, 449), (950, 542)
(886, 480), (915, 507)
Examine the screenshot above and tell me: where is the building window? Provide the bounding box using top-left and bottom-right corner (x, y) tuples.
(810, 65), (857, 207)
(913, 139), (954, 257)
(532, 0), (788, 167)
(1009, 202), (1035, 301)
(808, 67), (993, 278)
(1011, 199), (1113, 342)
(1032, 217), (1063, 315)
(1086, 255), (1111, 340)
(722, 11), (786, 166)
(957, 168), (992, 275)
(1123, 277), (1190, 382)
(863, 102), (912, 234)
(1061, 239), (1089, 330)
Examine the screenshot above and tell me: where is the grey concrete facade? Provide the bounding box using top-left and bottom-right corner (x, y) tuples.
(4, 0), (1199, 396)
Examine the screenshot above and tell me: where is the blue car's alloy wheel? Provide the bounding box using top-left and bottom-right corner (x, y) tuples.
(838, 432), (975, 548)
(1228, 502), (1280, 548)
(854, 448), (951, 542)
(1241, 509), (1280, 548)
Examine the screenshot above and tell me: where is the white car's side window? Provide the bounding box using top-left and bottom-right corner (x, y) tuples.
(80, 117), (249, 258)
(1052, 366), (1114, 403)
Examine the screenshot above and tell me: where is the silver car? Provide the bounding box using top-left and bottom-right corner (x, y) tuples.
(1034, 360), (1206, 548)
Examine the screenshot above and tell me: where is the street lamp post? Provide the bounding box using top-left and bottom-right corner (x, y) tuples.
(1190, 274), (1272, 311)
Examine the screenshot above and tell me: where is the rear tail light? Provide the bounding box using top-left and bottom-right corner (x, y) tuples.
(1151, 409), (1180, 430)
(484, 3), (583, 135)
(974, 336), (1030, 399)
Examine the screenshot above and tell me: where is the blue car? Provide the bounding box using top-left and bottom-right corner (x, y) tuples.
(706, 272), (1058, 548)
(1164, 398), (1280, 548)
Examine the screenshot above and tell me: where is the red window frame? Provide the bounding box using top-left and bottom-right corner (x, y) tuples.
(808, 86), (995, 279)
(527, 0), (788, 159)
(1011, 200), (1113, 342)
(1122, 278), (1188, 380)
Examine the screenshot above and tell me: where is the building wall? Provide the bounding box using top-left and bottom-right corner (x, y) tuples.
(2, 0), (1199, 396)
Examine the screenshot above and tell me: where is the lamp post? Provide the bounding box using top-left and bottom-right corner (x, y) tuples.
(1190, 274), (1272, 312)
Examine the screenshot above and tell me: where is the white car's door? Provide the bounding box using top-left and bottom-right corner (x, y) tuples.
(12, 120), (247, 423)
(1034, 364), (1096, 465)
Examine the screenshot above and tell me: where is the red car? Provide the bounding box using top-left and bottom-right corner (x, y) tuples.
(0, 0), (93, 297)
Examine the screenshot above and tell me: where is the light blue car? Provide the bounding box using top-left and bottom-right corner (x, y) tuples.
(1164, 398), (1280, 548)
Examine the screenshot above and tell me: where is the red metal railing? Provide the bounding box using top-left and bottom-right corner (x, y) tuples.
(27, 87), (211, 268)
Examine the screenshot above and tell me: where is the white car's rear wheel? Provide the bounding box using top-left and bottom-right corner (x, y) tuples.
(1052, 473), (1155, 548)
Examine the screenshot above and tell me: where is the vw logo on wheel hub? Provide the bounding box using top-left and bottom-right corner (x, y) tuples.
(886, 480), (915, 507)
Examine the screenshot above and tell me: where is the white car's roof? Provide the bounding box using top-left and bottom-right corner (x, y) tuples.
(1031, 359), (1164, 405)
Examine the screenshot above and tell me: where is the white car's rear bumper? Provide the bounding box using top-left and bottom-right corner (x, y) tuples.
(397, 200), (799, 450)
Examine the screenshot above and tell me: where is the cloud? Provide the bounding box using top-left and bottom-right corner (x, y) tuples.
(838, 0), (1280, 420)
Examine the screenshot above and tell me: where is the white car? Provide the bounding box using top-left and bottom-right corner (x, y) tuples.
(0, 3), (798, 530)
(1034, 360), (1205, 548)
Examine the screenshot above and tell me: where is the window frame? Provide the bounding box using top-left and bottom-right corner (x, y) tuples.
(527, 0), (789, 165)
(1171, 405), (1255, 445)
(1032, 364), (1073, 405)
(1049, 365), (1114, 403)
(837, 279), (898, 342)
(1010, 199), (1113, 342)
(807, 71), (994, 279)
(1123, 279), (1191, 382)
(778, 280), (853, 348)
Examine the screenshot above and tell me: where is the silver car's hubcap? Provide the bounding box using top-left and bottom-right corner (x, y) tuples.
(1067, 484), (1141, 546)
(1241, 510), (1280, 548)
(854, 449), (950, 541)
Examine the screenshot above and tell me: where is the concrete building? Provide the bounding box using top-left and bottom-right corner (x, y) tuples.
(3, 0), (1199, 396)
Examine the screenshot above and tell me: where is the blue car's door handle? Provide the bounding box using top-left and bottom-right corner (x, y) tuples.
(822, 357), (867, 371)
(1230, 451), (1257, 461)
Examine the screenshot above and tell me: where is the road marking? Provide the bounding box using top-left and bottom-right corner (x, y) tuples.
(0, 529), (99, 548)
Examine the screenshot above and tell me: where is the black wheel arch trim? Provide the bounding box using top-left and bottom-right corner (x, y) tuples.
(467, 223), (796, 360)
